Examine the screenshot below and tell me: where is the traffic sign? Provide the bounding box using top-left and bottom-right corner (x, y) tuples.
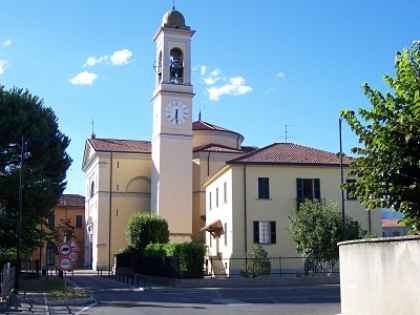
(59, 257), (73, 271)
(59, 243), (71, 256)
(69, 252), (79, 263)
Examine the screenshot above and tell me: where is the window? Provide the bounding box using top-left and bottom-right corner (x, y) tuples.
(223, 182), (227, 204)
(224, 223), (228, 246)
(169, 48), (184, 84)
(117, 161), (120, 168)
(346, 179), (357, 200)
(209, 192), (212, 210)
(216, 188), (219, 208)
(296, 178), (320, 203)
(253, 221), (276, 244)
(258, 177), (270, 199)
(48, 213), (55, 229)
(76, 215), (83, 228)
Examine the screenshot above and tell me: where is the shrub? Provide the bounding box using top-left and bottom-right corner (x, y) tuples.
(289, 200), (365, 268)
(174, 241), (205, 278)
(142, 241), (205, 278)
(241, 245), (271, 278)
(125, 213), (169, 252)
(144, 243), (176, 256)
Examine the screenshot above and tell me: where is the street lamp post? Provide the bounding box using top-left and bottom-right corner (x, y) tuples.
(14, 136), (25, 292)
(339, 118), (346, 229)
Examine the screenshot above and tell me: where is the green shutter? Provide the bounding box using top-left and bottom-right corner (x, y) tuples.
(253, 221), (259, 243)
(270, 221), (276, 244)
(296, 178), (304, 208)
(314, 178), (321, 200)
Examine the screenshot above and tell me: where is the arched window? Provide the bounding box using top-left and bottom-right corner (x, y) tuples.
(90, 181), (95, 198)
(169, 48), (184, 84)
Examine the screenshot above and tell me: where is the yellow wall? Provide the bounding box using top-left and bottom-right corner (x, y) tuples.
(205, 164), (383, 272)
(31, 205), (85, 269)
(192, 130), (243, 149)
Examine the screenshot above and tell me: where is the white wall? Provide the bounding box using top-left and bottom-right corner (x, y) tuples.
(339, 236), (420, 315)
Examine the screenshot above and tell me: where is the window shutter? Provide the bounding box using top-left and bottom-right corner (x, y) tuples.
(314, 178), (321, 200)
(270, 221), (276, 244)
(296, 178), (304, 202)
(253, 221), (259, 243)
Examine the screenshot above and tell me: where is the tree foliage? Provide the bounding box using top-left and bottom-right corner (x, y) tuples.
(241, 245), (271, 278)
(341, 41), (420, 232)
(125, 213), (169, 252)
(289, 200), (365, 266)
(0, 86), (71, 261)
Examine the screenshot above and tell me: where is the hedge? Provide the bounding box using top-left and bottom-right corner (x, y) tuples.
(125, 213), (169, 252)
(141, 241), (206, 278)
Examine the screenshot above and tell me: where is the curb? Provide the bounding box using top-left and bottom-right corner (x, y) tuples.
(47, 297), (96, 306)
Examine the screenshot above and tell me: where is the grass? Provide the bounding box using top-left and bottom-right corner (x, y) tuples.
(20, 276), (88, 299)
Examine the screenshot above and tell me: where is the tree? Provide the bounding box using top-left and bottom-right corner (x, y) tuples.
(0, 86), (72, 262)
(289, 200), (365, 270)
(341, 41), (420, 232)
(241, 245), (271, 278)
(125, 213), (169, 252)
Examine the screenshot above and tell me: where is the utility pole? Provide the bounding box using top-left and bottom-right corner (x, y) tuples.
(15, 136), (25, 292)
(339, 118), (346, 229)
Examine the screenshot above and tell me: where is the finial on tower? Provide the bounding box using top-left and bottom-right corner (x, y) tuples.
(198, 111), (202, 121)
(172, 0), (176, 10)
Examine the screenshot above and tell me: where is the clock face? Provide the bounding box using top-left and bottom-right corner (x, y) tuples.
(165, 100), (189, 126)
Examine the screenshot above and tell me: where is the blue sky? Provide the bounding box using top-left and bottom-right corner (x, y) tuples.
(0, 0), (419, 195)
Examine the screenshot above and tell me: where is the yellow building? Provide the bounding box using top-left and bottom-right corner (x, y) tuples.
(31, 194), (85, 270)
(81, 8), (381, 271)
(202, 143), (382, 276)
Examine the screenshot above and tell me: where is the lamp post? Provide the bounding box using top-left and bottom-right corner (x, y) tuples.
(14, 136), (25, 292)
(339, 118), (346, 229)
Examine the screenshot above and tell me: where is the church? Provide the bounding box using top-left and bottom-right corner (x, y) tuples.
(82, 7), (381, 270)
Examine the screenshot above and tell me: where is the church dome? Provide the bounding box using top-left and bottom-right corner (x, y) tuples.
(162, 8), (186, 28)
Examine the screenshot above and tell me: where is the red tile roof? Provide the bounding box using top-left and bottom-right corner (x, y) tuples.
(194, 143), (247, 153)
(228, 143), (352, 166)
(58, 194), (85, 208)
(192, 120), (244, 138)
(382, 219), (405, 228)
(89, 138), (151, 153)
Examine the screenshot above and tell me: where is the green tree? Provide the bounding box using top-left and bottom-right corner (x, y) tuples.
(0, 87), (72, 262)
(241, 245), (271, 278)
(289, 200), (365, 270)
(125, 213), (169, 252)
(341, 41), (420, 232)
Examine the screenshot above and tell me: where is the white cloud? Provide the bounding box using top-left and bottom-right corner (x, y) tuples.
(276, 71), (286, 79)
(69, 71), (98, 86)
(110, 49), (133, 65)
(200, 65), (207, 76)
(2, 39), (12, 48)
(207, 76), (253, 101)
(84, 55), (109, 67)
(203, 69), (222, 86)
(0, 60), (7, 75)
(83, 49), (133, 67)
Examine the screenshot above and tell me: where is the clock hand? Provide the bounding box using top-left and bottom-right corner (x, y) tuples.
(175, 109), (179, 124)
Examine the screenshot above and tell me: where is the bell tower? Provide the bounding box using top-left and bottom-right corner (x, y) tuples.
(151, 7), (195, 240)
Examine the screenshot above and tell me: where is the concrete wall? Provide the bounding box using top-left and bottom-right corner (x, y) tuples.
(339, 236), (420, 315)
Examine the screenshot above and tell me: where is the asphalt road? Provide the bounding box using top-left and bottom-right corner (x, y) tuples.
(70, 274), (341, 315)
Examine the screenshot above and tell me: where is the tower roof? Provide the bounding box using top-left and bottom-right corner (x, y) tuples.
(162, 8), (187, 28)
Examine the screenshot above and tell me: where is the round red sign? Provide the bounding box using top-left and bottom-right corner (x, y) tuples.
(59, 257), (73, 271)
